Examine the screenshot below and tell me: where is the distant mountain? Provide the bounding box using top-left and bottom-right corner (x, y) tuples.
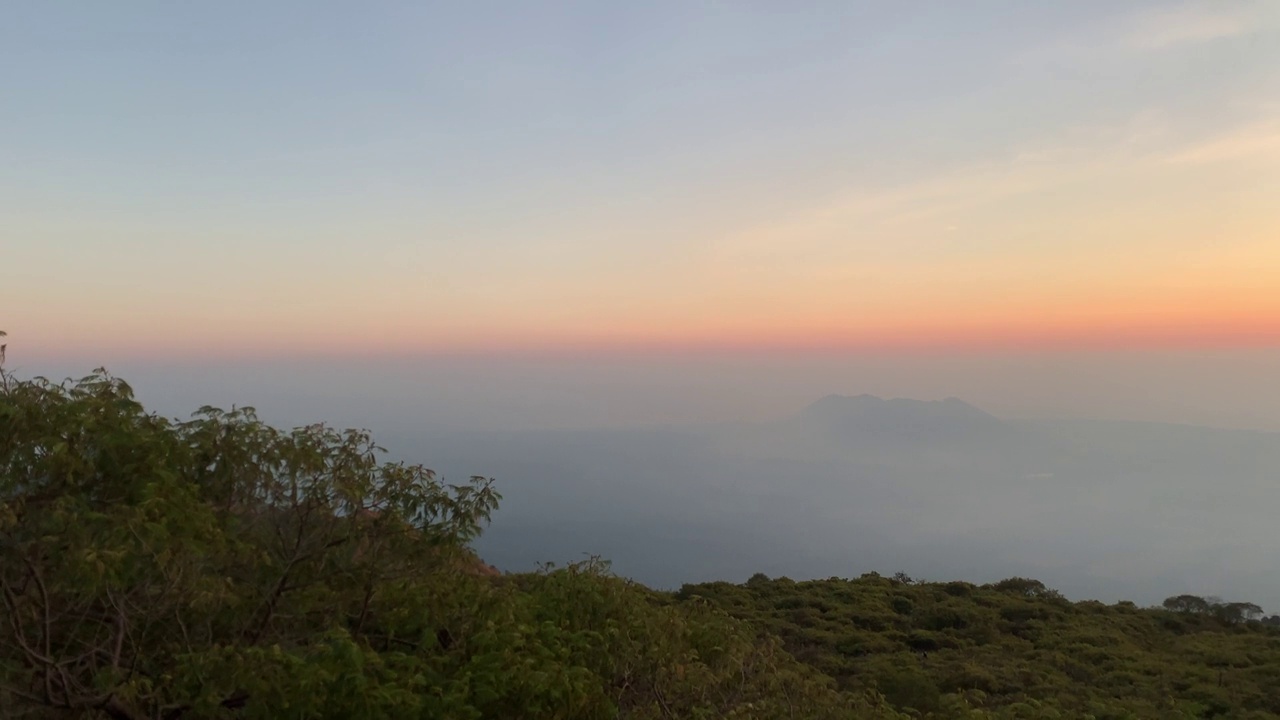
(801, 393), (998, 424)
(794, 394), (1008, 448)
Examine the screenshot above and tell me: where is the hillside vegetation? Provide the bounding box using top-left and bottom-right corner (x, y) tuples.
(681, 575), (1280, 719)
(3, 362), (1279, 719)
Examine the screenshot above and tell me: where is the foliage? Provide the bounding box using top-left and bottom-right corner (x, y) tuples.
(0, 364), (901, 719)
(679, 575), (1280, 718)
(1162, 595), (1265, 624)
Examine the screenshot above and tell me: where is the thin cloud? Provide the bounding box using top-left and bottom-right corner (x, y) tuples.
(1121, 3), (1254, 51)
(1013, 111), (1174, 165)
(1029, 2), (1267, 63)
(1164, 122), (1280, 165)
(1013, 149), (1065, 164)
(711, 113), (1177, 272)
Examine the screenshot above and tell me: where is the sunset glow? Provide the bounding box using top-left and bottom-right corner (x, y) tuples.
(4, 2), (1279, 363)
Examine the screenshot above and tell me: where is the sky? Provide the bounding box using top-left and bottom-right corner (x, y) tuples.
(4, 0), (1279, 359)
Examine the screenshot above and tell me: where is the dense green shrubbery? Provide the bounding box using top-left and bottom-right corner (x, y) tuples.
(680, 574), (1280, 718)
(4, 358), (1279, 718)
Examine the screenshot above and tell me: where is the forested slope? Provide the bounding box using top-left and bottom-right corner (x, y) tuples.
(681, 574), (1280, 718)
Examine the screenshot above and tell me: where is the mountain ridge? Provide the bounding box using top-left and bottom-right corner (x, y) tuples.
(794, 394), (1006, 443)
(802, 393), (998, 420)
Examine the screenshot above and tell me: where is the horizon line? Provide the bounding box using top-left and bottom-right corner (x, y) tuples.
(9, 318), (1280, 366)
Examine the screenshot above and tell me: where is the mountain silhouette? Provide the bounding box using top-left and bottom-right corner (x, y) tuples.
(795, 394), (1006, 445)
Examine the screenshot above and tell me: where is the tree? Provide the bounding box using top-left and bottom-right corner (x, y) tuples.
(1163, 595), (1211, 614)
(1217, 602), (1264, 624)
(990, 577), (1055, 598)
(1162, 595), (1267, 624)
(1, 364), (500, 719)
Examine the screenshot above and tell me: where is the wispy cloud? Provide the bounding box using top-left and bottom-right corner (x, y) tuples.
(1164, 121), (1280, 165)
(708, 161), (1051, 271)
(706, 106), (1280, 294)
(1121, 3), (1255, 51)
(1012, 111), (1175, 165)
(711, 112), (1175, 271)
(1029, 1), (1270, 63)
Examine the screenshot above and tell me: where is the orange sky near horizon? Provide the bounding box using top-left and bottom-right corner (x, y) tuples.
(14, 209), (1280, 363)
(13, 291), (1280, 364)
(10, 218), (1280, 363)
